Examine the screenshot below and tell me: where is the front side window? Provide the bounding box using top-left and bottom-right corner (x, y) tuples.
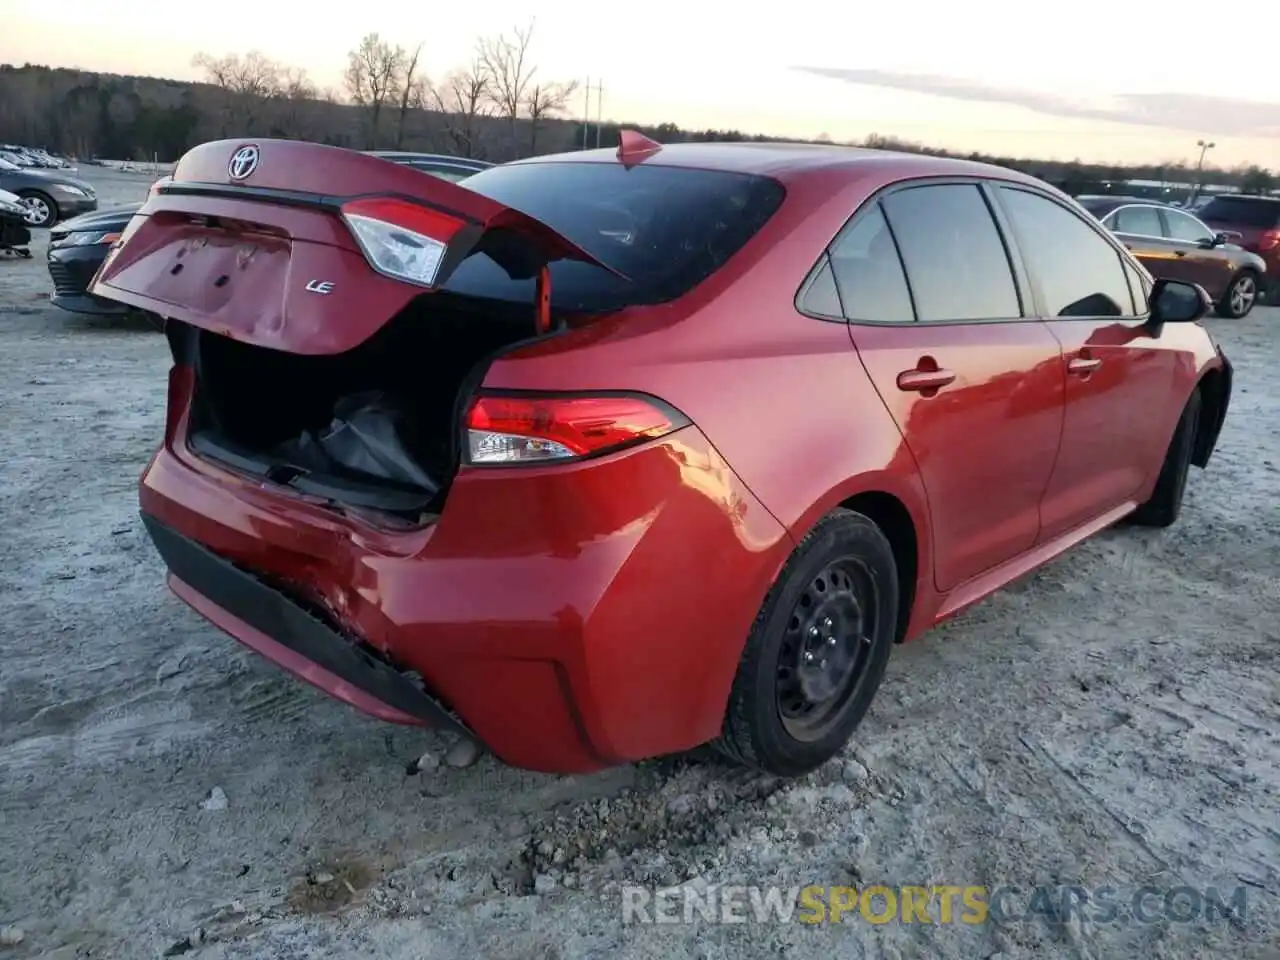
(879, 184), (1020, 322)
(1163, 210), (1214, 244)
(998, 187), (1136, 318)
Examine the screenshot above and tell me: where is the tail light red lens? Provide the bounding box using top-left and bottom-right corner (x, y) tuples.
(340, 197), (467, 288)
(464, 393), (690, 465)
(1259, 229), (1280, 251)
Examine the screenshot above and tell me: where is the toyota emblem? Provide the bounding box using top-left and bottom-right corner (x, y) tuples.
(228, 145), (260, 181)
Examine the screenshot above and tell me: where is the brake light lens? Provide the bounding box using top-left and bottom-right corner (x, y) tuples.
(1260, 229), (1280, 251)
(340, 197), (466, 288)
(465, 393), (689, 465)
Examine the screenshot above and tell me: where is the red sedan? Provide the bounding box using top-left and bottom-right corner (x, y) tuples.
(92, 135), (1231, 777)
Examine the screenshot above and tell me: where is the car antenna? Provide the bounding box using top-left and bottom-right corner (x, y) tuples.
(617, 129), (662, 168)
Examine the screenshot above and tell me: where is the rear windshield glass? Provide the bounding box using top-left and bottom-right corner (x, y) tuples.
(1198, 196), (1280, 228)
(443, 161), (785, 312)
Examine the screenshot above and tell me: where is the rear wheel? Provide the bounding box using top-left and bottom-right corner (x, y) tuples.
(1129, 390), (1201, 528)
(16, 191), (57, 228)
(1215, 270), (1258, 319)
(713, 509), (898, 777)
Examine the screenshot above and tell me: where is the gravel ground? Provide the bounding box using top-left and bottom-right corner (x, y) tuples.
(0, 168), (1276, 960)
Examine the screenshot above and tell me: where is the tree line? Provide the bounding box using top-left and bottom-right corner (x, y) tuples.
(0, 26), (1275, 195)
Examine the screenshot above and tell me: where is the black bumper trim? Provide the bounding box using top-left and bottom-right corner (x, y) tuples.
(141, 513), (469, 734)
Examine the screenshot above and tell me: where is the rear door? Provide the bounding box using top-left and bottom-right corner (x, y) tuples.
(826, 181), (1065, 593)
(993, 186), (1177, 539)
(1106, 204), (1188, 282)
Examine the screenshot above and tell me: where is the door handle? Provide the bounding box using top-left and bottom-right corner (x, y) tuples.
(1068, 356), (1103, 376)
(896, 368), (957, 392)
(1175, 250), (1187, 258)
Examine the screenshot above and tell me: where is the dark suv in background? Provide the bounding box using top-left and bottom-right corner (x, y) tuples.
(1198, 196), (1280, 301)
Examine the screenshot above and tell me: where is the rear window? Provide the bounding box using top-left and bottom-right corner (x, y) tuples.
(442, 161), (785, 312)
(1198, 196), (1280, 228)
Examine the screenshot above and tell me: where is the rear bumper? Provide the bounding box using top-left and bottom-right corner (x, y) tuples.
(143, 513), (470, 732)
(139, 422), (791, 773)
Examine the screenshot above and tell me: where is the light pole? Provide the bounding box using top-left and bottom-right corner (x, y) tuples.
(1191, 139), (1215, 204)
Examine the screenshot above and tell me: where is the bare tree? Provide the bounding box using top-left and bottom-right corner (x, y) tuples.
(393, 43), (425, 149)
(277, 66), (318, 139)
(431, 60), (493, 159)
(523, 80), (577, 154)
(477, 22), (538, 157)
(192, 50), (284, 135)
(344, 33), (405, 148)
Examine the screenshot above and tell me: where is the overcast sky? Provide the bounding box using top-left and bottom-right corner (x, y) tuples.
(5, 0), (1278, 168)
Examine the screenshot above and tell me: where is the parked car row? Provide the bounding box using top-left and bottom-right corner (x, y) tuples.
(0, 144), (75, 170)
(45, 150), (491, 316)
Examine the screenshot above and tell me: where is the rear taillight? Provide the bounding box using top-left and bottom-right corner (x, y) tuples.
(340, 197), (466, 288)
(464, 393), (690, 465)
(1259, 229), (1280, 251)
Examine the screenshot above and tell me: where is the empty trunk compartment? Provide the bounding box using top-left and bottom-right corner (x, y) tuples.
(185, 292), (535, 519)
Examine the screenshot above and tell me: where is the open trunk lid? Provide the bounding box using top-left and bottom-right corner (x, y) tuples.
(90, 138), (620, 354)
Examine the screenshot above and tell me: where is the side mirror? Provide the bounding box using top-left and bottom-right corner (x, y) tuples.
(1149, 278), (1210, 325)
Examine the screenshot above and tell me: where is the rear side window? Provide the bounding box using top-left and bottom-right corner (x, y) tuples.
(1198, 197), (1280, 228)
(1112, 205), (1162, 236)
(998, 187), (1136, 318)
(799, 259), (844, 319)
(880, 184), (1020, 322)
(444, 162), (785, 312)
(826, 205), (915, 323)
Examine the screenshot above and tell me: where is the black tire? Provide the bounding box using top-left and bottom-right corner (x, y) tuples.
(1129, 390), (1201, 528)
(1215, 270), (1259, 319)
(15, 190), (57, 228)
(713, 509), (898, 777)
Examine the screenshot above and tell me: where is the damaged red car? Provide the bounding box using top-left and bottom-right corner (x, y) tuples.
(93, 136), (1231, 777)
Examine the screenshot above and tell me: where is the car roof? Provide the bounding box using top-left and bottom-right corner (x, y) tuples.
(1075, 196), (1171, 215)
(510, 140), (1048, 187)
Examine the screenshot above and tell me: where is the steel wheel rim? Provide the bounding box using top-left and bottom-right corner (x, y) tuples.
(775, 558), (879, 742)
(19, 197), (50, 225)
(1231, 276), (1255, 315)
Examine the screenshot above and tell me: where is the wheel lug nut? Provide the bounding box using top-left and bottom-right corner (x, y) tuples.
(809, 626), (820, 638)
(804, 651), (816, 663)
(823, 617), (833, 629)
(827, 636), (836, 646)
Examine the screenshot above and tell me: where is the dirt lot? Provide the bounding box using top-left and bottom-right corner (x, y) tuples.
(0, 167), (1276, 960)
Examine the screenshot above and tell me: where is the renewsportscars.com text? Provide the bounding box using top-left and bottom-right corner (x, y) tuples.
(621, 883), (1249, 926)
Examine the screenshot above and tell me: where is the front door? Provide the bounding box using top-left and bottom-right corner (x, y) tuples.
(828, 183), (1065, 592)
(1160, 207), (1236, 300)
(994, 186), (1177, 540)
